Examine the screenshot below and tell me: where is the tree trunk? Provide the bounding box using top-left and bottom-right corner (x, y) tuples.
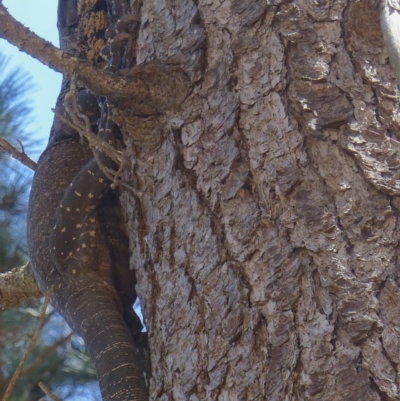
(124, 0), (400, 399)
(3, 0), (400, 399)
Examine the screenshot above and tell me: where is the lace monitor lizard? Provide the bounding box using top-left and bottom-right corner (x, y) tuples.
(27, 1), (148, 400)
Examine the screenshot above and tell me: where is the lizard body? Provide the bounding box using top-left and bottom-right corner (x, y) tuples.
(27, 1), (148, 400)
(49, 102), (118, 281)
(28, 104), (147, 401)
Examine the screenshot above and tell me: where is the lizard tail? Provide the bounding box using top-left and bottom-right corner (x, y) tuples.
(61, 281), (149, 401)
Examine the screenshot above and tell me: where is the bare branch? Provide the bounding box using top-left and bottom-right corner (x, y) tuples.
(21, 333), (73, 376)
(0, 138), (36, 170)
(0, 263), (42, 308)
(52, 109), (122, 164)
(38, 381), (62, 401)
(0, 4), (190, 114)
(0, 3), (121, 94)
(2, 287), (54, 401)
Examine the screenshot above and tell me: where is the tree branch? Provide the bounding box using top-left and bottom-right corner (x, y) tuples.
(21, 333), (73, 376)
(0, 138), (36, 170)
(0, 4), (191, 115)
(2, 287), (53, 401)
(38, 382), (61, 401)
(0, 263), (42, 308)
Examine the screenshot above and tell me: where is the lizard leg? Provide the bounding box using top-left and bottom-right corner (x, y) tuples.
(49, 102), (117, 281)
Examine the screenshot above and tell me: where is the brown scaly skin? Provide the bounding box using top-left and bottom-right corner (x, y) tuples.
(48, 102), (119, 282)
(27, 1), (148, 400)
(28, 137), (147, 401)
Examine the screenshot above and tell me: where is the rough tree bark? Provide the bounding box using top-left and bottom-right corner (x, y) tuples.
(3, 0), (400, 399)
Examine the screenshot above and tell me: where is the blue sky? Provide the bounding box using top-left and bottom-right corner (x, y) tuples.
(0, 0), (61, 160)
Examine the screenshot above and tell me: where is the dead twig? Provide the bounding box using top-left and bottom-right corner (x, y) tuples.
(57, 79), (141, 193)
(52, 109), (122, 165)
(38, 381), (61, 401)
(0, 137), (36, 170)
(1, 287), (54, 401)
(21, 333), (73, 376)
